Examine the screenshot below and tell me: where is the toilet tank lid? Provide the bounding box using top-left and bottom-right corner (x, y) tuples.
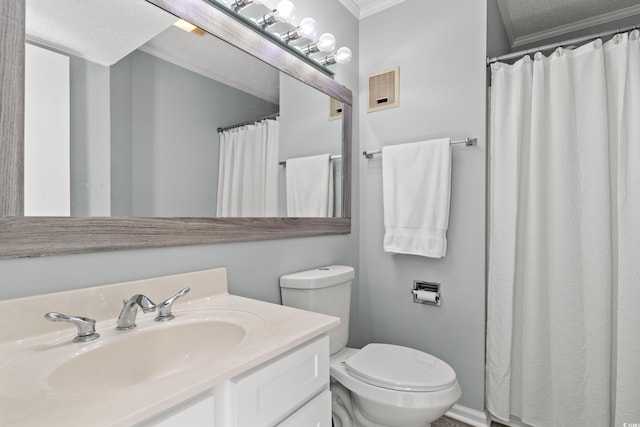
(279, 265), (355, 289)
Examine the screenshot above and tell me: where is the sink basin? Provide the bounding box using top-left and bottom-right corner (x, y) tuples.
(49, 320), (245, 393)
(0, 309), (264, 398)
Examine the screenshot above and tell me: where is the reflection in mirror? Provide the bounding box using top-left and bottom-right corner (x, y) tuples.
(279, 76), (343, 217)
(0, 0), (352, 259)
(24, 0), (342, 218)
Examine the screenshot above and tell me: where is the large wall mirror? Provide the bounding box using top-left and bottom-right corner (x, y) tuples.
(0, 0), (352, 259)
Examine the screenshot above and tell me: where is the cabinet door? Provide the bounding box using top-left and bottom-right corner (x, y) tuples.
(227, 335), (330, 427)
(137, 391), (215, 427)
(277, 389), (331, 427)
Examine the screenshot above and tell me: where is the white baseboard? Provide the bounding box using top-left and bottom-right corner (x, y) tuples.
(445, 404), (490, 427)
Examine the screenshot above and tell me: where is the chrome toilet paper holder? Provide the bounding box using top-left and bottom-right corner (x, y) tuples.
(412, 281), (441, 306)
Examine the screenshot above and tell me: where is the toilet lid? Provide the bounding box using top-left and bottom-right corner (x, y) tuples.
(343, 343), (457, 392)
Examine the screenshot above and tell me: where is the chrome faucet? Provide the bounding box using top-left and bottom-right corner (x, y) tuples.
(116, 294), (156, 330)
(155, 287), (190, 322)
(45, 312), (100, 342)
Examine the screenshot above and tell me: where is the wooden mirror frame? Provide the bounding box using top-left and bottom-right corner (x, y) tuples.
(0, 0), (352, 259)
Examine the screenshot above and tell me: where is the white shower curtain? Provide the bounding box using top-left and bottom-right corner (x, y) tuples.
(487, 31), (640, 427)
(216, 119), (279, 217)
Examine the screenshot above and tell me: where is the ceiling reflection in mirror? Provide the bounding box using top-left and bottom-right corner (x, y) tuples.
(24, 0), (343, 218)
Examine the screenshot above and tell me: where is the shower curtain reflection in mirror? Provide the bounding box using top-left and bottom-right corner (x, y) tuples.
(216, 119), (280, 217)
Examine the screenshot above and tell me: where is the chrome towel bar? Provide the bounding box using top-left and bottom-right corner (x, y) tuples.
(362, 137), (476, 159)
(279, 154), (342, 167)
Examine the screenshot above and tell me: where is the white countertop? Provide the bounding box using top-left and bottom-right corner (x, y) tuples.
(0, 268), (339, 426)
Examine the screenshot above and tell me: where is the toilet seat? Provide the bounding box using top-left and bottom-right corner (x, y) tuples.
(330, 347), (462, 414)
(343, 343), (457, 392)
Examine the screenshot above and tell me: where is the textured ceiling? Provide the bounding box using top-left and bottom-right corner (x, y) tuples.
(497, 0), (640, 47)
(26, 0), (279, 102)
(26, 0), (175, 66)
(139, 26), (279, 103)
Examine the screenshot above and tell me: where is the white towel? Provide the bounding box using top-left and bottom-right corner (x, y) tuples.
(286, 154), (334, 217)
(382, 138), (452, 257)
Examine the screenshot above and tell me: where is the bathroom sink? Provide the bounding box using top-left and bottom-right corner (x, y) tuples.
(49, 320), (244, 393)
(0, 309), (264, 398)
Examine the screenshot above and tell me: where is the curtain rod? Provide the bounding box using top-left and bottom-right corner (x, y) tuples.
(487, 23), (639, 65)
(217, 113), (279, 133)
(279, 154), (342, 167)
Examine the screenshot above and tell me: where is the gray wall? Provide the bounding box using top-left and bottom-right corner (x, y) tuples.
(0, 0), (359, 313)
(70, 56), (112, 217)
(487, 0), (511, 58)
(113, 50), (278, 217)
(110, 53), (135, 217)
(357, 0), (487, 411)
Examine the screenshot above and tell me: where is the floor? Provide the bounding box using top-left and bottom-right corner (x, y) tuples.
(432, 416), (473, 426)
(432, 415), (508, 427)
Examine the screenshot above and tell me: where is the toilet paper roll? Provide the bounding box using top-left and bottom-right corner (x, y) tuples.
(413, 290), (439, 303)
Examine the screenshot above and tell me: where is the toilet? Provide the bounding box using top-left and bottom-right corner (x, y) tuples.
(279, 265), (462, 427)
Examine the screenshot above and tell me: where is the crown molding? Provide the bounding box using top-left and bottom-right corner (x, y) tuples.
(336, 0), (361, 19)
(359, 0), (407, 19)
(511, 3), (640, 48)
(336, 0), (407, 20)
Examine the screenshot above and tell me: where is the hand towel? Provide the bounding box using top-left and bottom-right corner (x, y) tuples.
(286, 154), (334, 217)
(382, 138), (452, 257)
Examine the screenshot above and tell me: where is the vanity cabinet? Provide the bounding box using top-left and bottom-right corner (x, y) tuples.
(277, 389), (331, 427)
(139, 392), (216, 427)
(141, 335), (330, 427)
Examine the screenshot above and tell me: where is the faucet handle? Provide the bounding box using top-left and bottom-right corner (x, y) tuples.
(45, 312), (100, 342)
(155, 287), (190, 322)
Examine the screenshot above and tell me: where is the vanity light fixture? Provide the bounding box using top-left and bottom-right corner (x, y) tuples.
(281, 17), (317, 43)
(173, 19), (207, 36)
(256, 0), (296, 27)
(210, 0), (351, 70)
(319, 46), (353, 65)
(224, 0), (255, 11)
(299, 33), (336, 55)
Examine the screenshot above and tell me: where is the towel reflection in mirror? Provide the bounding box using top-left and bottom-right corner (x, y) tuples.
(285, 154), (334, 217)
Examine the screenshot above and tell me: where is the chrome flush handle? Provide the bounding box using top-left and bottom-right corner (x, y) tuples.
(155, 287), (191, 322)
(45, 312), (100, 342)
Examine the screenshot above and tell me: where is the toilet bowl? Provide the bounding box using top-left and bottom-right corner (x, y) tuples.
(330, 347), (461, 427)
(279, 266), (461, 427)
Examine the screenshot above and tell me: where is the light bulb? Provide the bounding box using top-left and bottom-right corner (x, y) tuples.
(275, 0), (296, 23)
(318, 46), (352, 66)
(256, 0), (295, 27)
(316, 33), (336, 52)
(334, 46), (352, 64)
(298, 17), (318, 39)
(282, 17), (318, 43)
(298, 33), (335, 55)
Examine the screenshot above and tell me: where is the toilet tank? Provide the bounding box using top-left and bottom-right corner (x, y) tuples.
(280, 265), (355, 355)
